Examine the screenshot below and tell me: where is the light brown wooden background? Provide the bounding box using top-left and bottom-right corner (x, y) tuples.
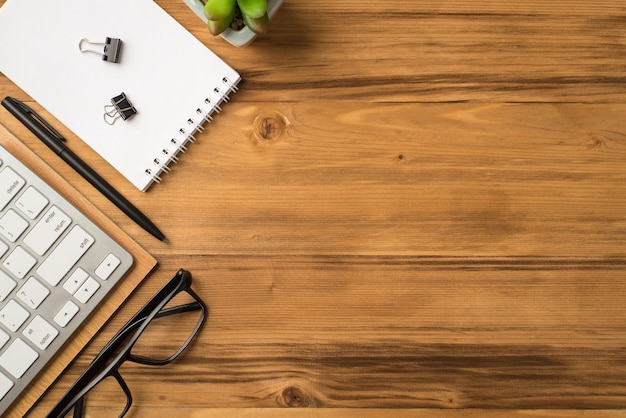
(2, 0), (626, 416)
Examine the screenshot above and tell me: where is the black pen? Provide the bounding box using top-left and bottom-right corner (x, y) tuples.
(1, 96), (166, 241)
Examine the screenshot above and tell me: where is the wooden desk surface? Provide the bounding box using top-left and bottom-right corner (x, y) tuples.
(2, 0), (626, 416)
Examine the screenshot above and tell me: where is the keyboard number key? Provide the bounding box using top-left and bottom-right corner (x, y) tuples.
(0, 338), (38, 379)
(23, 315), (59, 350)
(54, 301), (80, 328)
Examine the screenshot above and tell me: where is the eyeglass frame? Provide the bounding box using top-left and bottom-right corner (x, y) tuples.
(46, 268), (207, 418)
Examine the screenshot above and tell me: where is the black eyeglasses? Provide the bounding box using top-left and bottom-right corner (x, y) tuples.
(47, 269), (207, 418)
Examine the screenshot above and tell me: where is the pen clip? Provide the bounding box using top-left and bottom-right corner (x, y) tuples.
(12, 98), (66, 143)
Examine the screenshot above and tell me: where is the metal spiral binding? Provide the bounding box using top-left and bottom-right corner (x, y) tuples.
(143, 76), (241, 184)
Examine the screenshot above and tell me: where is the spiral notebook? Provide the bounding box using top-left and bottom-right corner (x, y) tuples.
(0, 0), (240, 192)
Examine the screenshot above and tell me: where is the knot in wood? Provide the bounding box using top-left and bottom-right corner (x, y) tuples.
(253, 112), (288, 144)
(588, 135), (607, 151)
(281, 385), (314, 407)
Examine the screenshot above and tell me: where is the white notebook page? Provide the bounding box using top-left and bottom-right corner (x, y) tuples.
(0, 0), (240, 191)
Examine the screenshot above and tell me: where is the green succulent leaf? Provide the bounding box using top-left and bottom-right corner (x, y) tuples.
(237, 0), (267, 20)
(241, 10), (269, 34)
(207, 6), (236, 35)
(204, 0), (236, 21)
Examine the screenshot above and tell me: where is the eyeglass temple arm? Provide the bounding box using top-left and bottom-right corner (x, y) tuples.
(47, 270), (196, 417)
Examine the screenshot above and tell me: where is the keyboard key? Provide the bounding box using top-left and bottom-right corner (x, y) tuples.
(18, 277), (50, 309)
(0, 144), (134, 412)
(0, 209), (29, 242)
(0, 271), (16, 302)
(37, 226), (94, 286)
(0, 371), (13, 401)
(63, 268), (89, 295)
(0, 338), (38, 379)
(0, 329), (9, 350)
(0, 167), (25, 211)
(74, 277), (100, 304)
(3, 246), (37, 280)
(95, 253), (121, 280)
(15, 186), (49, 219)
(0, 299), (30, 332)
(53, 301), (80, 328)
(23, 315), (59, 350)
(24, 205), (72, 256)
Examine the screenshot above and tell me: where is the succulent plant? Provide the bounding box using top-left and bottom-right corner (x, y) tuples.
(203, 0), (269, 36)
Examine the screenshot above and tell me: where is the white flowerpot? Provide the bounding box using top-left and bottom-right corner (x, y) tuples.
(184, 0), (284, 47)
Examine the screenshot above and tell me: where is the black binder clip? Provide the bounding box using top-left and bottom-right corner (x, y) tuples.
(104, 93), (137, 125)
(79, 37), (122, 63)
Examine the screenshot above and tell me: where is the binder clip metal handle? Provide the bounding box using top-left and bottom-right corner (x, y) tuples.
(104, 93), (137, 125)
(79, 37), (122, 63)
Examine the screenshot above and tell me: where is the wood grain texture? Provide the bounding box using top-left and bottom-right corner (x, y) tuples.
(161, 0), (626, 104)
(1, 0), (626, 416)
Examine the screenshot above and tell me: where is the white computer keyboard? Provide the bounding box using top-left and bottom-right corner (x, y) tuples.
(0, 143), (133, 413)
